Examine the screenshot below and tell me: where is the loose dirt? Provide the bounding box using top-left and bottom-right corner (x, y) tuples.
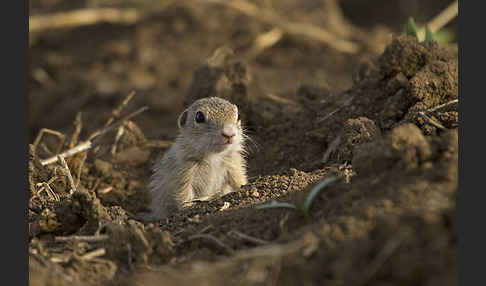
(29, 1), (458, 285)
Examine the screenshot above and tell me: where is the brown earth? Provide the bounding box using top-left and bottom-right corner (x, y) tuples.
(29, 1), (458, 285)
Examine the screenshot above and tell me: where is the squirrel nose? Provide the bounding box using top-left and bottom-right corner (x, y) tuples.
(222, 126), (236, 139)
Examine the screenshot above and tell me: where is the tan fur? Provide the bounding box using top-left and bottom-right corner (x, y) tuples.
(138, 97), (248, 221)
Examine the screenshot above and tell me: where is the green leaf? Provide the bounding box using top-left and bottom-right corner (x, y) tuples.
(405, 17), (419, 38)
(302, 175), (342, 213)
(256, 200), (297, 210)
(424, 26), (436, 43)
(434, 28), (455, 44)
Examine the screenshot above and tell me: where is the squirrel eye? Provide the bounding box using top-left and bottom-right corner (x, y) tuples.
(195, 111), (206, 123)
(237, 111), (241, 121)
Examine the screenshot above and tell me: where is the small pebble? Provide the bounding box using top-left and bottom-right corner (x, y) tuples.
(251, 187), (260, 198)
(219, 202), (231, 211)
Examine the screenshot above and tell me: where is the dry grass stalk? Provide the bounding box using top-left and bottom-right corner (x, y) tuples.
(426, 0), (458, 33)
(39, 93), (147, 166)
(69, 112), (83, 148)
(263, 92), (299, 105)
(353, 235), (403, 286)
(144, 140), (172, 149)
(98, 186), (114, 195)
(419, 112), (446, 130)
(246, 28), (283, 60)
(127, 244), (135, 272)
(39, 143), (54, 156)
(104, 90), (137, 128)
(417, 0), (458, 41)
(232, 236), (309, 260)
(91, 178), (102, 193)
(187, 234), (234, 254)
(50, 255), (72, 264)
(29, 8), (142, 33)
(36, 181), (60, 201)
(111, 126), (125, 155)
(317, 95), (355, 123)
(41, 141), (92, 166)
(133, 227), (150, 248)
(75, 151), (88, 189)
(81, 248), (106, 260)
(57, 155), (77, 194)
(204, 0), (359, 54)
(55, 235), (109, 242)
(33, 128), (66, 155)
(322, 135), (342, 164)
(228, 230), (269, 245)
(89, 106), (148, 143)
(427, 99), (458, 113)
(317, 107), (342, 123)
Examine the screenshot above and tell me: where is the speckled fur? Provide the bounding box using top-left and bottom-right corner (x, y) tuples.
(138, 97), (248, 221)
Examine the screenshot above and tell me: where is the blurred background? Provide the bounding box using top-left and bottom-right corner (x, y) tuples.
(29, 0), (457, 142)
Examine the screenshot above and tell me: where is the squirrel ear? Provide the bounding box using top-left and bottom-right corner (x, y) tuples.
(178, 110), (188, 128)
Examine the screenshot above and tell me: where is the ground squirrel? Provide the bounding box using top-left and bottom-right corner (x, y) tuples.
(138, 97), (248, 221)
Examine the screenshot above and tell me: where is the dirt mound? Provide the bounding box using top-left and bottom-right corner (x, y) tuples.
(124, 206), (456, 286)
(298, 35), (458, 167)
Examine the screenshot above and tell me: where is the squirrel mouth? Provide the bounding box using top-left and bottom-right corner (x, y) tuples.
(221, 137), (233, 146)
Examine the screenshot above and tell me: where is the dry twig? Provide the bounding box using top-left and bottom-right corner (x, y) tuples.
(55, 235), (109, 242)
(279, 212), (290, 233)
(322, 135), (342, 164)
(41, 141), (92, 166)
(80, 248), (106, 260)
(127, 244), (135, 272)
(33, 128), (66, 155)
(133, 227), (150, 248)
(317, 95), (355, 123)
(419, 112), (446, 130)
(263, 92), (299, 106)
(426, 1), (458, 33)
(232, 237), (308, 260)
(69, 112), (83, 148)
(89, 105), (149, 143)
(75, 151), (88, 189)
(111, 126), (125, 155)
(317, 108), (341, 123)
(144, 140), (172, 149)
(35, 176), (60, 201)
(36, 181), (60, 201)
(427, 99), (458, 113)
(98, 186), (114, 194)
(228, 230), (269, 245)
(29, 8), (142, 33)
(204, 0), (359, 54)
(57, 155), (77, 194)
(104, 90), (136, 128)
(417, 1), (458, 41)
(40, 105), (148, 166)
(91, 178), (102, 193)
(353, 236), (403, 286)
(187, 234), (234, 254)
(246, 28), (283, 59)
(39, 143), (54, 156)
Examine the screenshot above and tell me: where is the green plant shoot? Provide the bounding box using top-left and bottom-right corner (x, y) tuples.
(424, 26), (436, 43)
(405, 17), (419, 38)
(256, 200), (297, 210)
(255, 175), (342, 217)
(302, 175), (342, 214)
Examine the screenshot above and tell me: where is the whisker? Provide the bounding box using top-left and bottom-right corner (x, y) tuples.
(241, 132), (260, 154)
